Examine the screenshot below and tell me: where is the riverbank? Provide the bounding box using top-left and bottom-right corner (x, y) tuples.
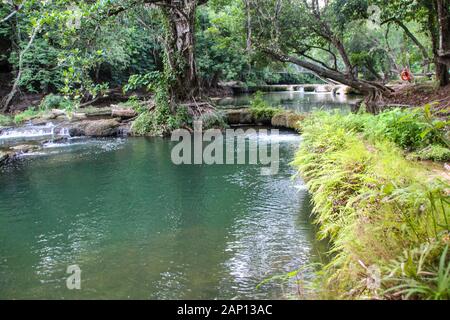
(385, 83), (450, 114)
(293, 109), (449, 300)
(0, 107), (305, 168)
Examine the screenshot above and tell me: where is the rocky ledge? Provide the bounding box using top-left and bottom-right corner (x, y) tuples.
(225, 108), (305, 130)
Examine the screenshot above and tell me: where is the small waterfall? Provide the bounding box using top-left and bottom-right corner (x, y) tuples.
(0, 122), (71, 146)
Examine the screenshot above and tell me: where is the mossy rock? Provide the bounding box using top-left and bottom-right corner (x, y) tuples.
(225, 109), (254, 125)
(286, 113), (305, 130)
(271, 111), (305, 130)
(271, 113), (288, 127)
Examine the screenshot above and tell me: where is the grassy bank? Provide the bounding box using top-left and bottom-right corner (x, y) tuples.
(293, 108), (449, 300)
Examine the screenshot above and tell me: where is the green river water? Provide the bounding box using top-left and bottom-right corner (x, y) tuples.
(0, 92), (352, 299)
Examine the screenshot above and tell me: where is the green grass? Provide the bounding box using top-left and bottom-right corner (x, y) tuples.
(13, 108), (42, 124)
(292, 110), (450, 300)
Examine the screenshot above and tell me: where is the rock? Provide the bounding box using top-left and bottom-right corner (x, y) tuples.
(31, 118), (50, 126)
(68, 119), (120, 137)
(271, 111), (305, 130)
(71, 113), (87, 121)
(51, 109), (66, 116)
(271, 113), (288, 128)
(85, 119), (120, 137)
(226, 109), (254, 125)
(112, 108), (137, 119)
(42, 113), (57, 120)
(286, 113), (305, 130)
(11, 144), (39, 154)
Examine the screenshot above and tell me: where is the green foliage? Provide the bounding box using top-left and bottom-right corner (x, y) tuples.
(334, 106), (449, 152)
(384, 244), (450, 300)
(366, 108), (432, 149)
(124, 72), (162, 93)
(293, 111), (450, 300)
(197, 110), (227, 130)
(0, 114), (12, 127)
(121, 96), (147, 114)
(129, 70), (192, 136)
(411, 145), (450, 162)
(249, 92), (282, 121)
(39, 94), (75, 111)
(13, 108), (41, 124)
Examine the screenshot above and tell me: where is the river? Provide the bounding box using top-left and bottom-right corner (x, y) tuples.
(0, 92), (354, 299)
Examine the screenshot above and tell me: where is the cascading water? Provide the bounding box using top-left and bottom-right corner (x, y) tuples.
(0, 122), (71, 146)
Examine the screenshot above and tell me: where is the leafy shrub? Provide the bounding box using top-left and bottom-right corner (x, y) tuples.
(39, 94), (75, 111)
(124, 72), (161, 93)
(249, 91), (282, 121)
(0, 114), (12, 126)
(365, 108), (431, 150)
(122, 96), (148, 114)
(293, 111), (450, 300)
(411, 145), (450, 162)
(197, 110), (227, 130)
(335, 106), (449, 152)
(131, 111), (160, 136)
(14, 108), (41, 124)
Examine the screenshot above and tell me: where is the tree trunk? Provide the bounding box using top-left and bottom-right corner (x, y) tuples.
(436, 0), (450, 65)
(161, 0), (202, 104)
(436, 59), (449, 86)
(429, 0), (450, 87)
(264, 49), (393, 114)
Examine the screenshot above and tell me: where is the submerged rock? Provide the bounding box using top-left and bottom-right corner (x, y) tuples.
(11, 144), (40, 154)
(0, 151), (9, 165)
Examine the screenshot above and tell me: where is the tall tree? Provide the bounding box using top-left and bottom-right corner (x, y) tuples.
(377, 0), (449, 86)
(158, 0), (208, 102)
(251, 0), (393, 113)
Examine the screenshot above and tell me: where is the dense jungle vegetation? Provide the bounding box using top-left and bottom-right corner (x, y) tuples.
(1, 0), (449, 116)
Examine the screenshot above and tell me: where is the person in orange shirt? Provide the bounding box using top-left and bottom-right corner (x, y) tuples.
(401, 67), (413, 82)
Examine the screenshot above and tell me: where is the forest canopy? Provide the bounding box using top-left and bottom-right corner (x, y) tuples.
(0, 0), (449, 114)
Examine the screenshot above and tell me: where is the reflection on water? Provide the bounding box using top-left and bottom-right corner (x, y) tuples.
(0, 132), (324, 299)
(218, 91), (361, 112)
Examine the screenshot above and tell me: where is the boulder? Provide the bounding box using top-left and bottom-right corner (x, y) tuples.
(271, 111), (305, 130)
(71, 112), (87, 121)
(69, 119), (120, 137)
(271, 113), (288, 128)
(51, 109), (66, 116)
(226, 109), (254, 125)
(11, 144), (39, 154)
(286, 113), (305, 130)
